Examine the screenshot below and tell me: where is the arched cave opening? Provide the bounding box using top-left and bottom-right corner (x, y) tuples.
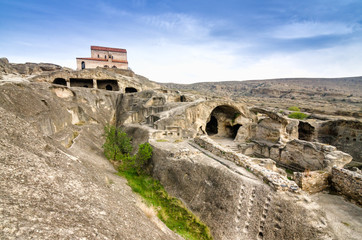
(298, 121), (315, 141)
(81, 61), (85, 70)
(125, 87), (138, 93)
(53, 78), (66, 86)
(206, 116), (218, 135)
(206, 105), (242, 139)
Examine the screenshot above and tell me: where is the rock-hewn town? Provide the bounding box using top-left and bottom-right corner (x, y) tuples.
(1, 46), (361, 239)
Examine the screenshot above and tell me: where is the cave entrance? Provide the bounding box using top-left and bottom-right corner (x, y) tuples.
(97, 79), (119, 91)
(298, 121), (315, 141)
(70, 78), (93, 88)
(206, 105), (242, 139)
(180, 95), (187, 102)
(53, 78), (66, 86)
(226, 124), (242, 139)
(125, 87), (137, 93)
(206, 116), (218, 135)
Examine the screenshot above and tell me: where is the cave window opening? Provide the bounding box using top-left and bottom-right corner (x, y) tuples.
(81, 61), (85, 70)
(106, 85), (112, 90)
(53, 78), (66, 86)
(298, 122), (315, 141)
(69, 78), (93, 88)
(206, 116), (218, 135)
(125, 87), (137, 93)
(112, 65), (117, 68)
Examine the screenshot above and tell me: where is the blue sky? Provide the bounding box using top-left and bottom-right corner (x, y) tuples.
(0, 0), (361, 83)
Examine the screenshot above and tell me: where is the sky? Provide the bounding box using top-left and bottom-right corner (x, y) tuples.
(0, 0), (361, 83)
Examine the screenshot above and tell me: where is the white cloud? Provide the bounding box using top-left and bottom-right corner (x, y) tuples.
(140, 13), (211, 40)
(272, 21), (356, 39)
(127, 39), (362, 83)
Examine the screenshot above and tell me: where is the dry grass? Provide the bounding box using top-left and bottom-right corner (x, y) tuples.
(137, 201), (156, 219)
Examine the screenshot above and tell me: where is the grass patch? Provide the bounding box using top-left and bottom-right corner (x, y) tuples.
(285, 168), (294, 175)
(174, 139), (183, 143)
(288, 112), (309, 120)
(156, 139), (169, 142)
(103, 125), (212, 240)
(288, 106), (300, 111)
(119, 170), (212, 240)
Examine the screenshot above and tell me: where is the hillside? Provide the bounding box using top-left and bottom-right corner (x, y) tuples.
(163, 77), (362, 118)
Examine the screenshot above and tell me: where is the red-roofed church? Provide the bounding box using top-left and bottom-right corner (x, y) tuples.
(76, 46), (128, 70)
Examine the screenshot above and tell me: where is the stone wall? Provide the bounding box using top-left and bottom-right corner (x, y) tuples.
(76, 59), (128, 70)
(194, 136), (299, 192)
(331, 167), (362, 205)
(91, 50), (127, 61)
(294, 171), (329, 193)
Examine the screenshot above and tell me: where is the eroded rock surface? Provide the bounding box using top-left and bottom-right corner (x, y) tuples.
(0, 81), (182, 240)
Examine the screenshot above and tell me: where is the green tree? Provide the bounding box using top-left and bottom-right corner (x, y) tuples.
(102, 125), (133, 161)
(134, 142), (153, 175)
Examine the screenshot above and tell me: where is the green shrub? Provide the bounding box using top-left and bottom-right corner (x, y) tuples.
(102, 125), (132, 162)
(288, 112), (308, 120)
(103, 126), (212, 240)
(288, 106), (300, 111)
(134, 142), (153, 175)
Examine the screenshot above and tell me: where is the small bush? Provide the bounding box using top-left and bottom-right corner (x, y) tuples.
(288, 112), (308, 120)
(102, 125), (132, 162)
(134, 142), (153, 175)
(288, 106), (300, 111)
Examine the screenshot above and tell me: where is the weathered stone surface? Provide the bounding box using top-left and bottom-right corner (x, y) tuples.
(280, 139), (352, 171)
(331, 167), (362, 205)
(2, 58), (361, 240)
(0, 81), (182, 240)
(294, 171), (330, 193)
(318, 120), (362, 166)
(149, 140), (335, 240)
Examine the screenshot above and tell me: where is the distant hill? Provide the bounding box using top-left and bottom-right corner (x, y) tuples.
(162, 77), (362, 100)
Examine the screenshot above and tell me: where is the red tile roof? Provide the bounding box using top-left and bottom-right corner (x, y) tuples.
(76, 58), (128, 63)
(91, 46), (127, 53)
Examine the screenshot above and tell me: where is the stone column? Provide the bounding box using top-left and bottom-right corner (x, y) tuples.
(93, 79), (98, 89)
(66, 78), (71, 88)
(118, 82), (122, 92)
